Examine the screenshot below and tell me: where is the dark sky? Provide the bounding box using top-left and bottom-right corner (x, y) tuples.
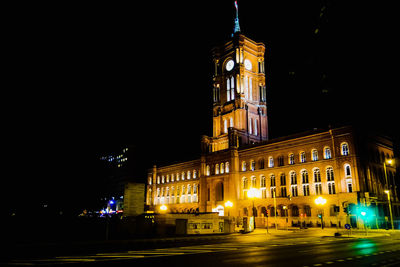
(5, 1), (398, 210)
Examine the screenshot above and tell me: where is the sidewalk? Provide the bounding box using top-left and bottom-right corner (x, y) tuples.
(247, 227), (400, 239)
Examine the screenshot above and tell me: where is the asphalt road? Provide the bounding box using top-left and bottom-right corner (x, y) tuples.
(6, 232), (400, 266)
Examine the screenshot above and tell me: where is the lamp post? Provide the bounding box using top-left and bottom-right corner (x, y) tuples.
(247, 188), (261, 230)
(225, 200), (233, 217)
(315, 196), (327, 229)
(383, 159), (394, 230)
(384, 190), (394, 230)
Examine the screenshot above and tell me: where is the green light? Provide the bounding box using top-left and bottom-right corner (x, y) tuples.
(361, 211), (366, 216)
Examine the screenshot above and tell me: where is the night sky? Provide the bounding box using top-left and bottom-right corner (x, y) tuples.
(5, 1), (398, 212)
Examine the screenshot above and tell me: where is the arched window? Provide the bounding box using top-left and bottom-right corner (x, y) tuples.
(269, 156), (274, 168)
(206, 165), (210, 176)
(166, 175), (169, 183)
(251, 176), (257, 188)
(280, 173), (286, 185)
(224, 119), (228, 133)
(220, 163), (225, 174)
(215, 164), (220, 175)
(260, 175), (266, 198)
(289, 153), (295, 165)
(270, 174), (276, 186)
(225, 162), (230, 173)
(242, 177), (249, 189)
(171, 174), (175, 182)
(324, 147), (332, 159)
(301, 170), (309, 183)
(344, 164), (351, 177)
(300, 152), (306, 163)
(227, 78), (231, 102)
(341, 142), (349, 156)
(230, 77), (235, 100)
(181, 172), (185, 180)
(161, 175), (165, 183)
(312, 149), (318, 161)
(176, 173), (180, 181)
(326, 167), (334, 181)
(193, 170), (197, 179)
(250, 160), (256, 171)
(187, 171), (191, 179)
(290, 171), (297, 184)
(242, 161), (247, 171)
(313, 168), (321, 182)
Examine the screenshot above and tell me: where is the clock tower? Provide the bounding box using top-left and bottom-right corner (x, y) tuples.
(203, 2), (268, 153)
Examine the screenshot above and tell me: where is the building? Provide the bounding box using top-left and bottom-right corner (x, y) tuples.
(146, 2), (398, 229)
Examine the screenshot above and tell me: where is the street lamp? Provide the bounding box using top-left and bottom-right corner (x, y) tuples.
(247, 188), (261, 230)
(159, 204), (168, 213)
(384, 190), (394, 230)
(315, 196), (327, 229)
(225, 200), (233, 217)
(383, 159), (395, 230)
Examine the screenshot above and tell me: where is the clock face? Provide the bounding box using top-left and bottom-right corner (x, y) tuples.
(225, 59), (234, 71)
(244, 59), (252, 71)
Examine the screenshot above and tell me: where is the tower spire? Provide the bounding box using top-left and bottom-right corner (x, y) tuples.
(233, 1), (241, 35)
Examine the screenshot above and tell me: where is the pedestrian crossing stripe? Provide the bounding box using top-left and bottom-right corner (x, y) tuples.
(8, 243), (243, 265)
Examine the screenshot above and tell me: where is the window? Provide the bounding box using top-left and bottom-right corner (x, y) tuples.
(280, 173), (286, 185)
(177, 173), (180, 181)
(166, 174), (169, 183)
(206, 165), (210, 176)
(171, 174), (175, 182)
(260, 175), (266, 187)
(344, 164), (351, 177)
(270, 174), (276, 186)
(291, 185), (298, 197)
(225, 162), (230, 173)
(300, 152), (306, 163)
(281, 187), (287, 197)
(313, 168), (321, 182)
(227, 78), (231, 102)
(243, 177), (249, 190)
(249, 118), (253, 135)
(259, 158), (265, 169)
(250, 160), (256, 171)
(346, 180), (353, 193)
(231, 77), (235, 100)
(251, 176), (256, 188)
(269, 156), (274, 168)
(224, 119), (228, 133)
(303, 184), (310, 196)
(301, 170), (309, 184)
(215, 164), (220, 175)
(324, 147), (332, 159)
(254, 119), (258, 136)
(220, 163), (225, 174)
(278, 156), (284, 166)
(326, 167), (334, 181)
(242, 161), (247, 171)
(193, 170), (197, 179)
(290, 171), (297, 184)
(270, 187), (276, 198)
(341, 142), (349, 156)
(187, 171), (191, 179)
(181, 172), (185, 180)
(328, 181), (336, 194)
(304, 205), (311, 217)
(312, 149), (318, 161)
(292, 206), (299, 217)
(161, 176), (165, 183)
(315, 183), (322, 195)
(289, 154), (295, 165)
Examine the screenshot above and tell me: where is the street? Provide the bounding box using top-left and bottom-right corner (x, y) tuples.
(5, 229), (400, 266)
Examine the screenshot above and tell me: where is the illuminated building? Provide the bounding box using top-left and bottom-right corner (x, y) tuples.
(146, 2), (398, 229)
